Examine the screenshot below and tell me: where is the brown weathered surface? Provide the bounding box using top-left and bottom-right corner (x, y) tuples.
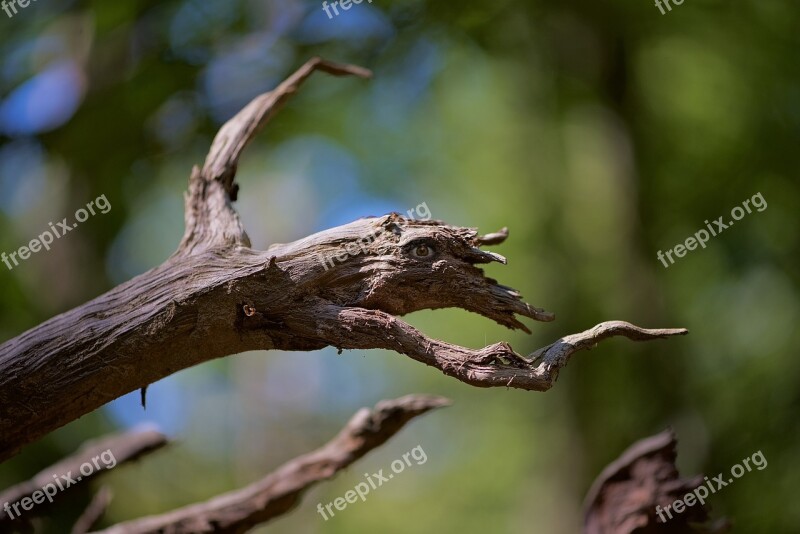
(584, 430), (730, 534)
(95, 395), (449, 534)
(0, 57), (687, 464)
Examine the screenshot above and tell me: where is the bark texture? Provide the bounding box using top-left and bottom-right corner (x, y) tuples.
(0, 57), (687, 466)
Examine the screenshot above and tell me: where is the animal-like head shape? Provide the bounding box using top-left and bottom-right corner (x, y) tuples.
(272, 213), (553, 332)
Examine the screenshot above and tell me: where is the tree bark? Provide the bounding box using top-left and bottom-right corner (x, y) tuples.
(94, 395), (448, 534)
(0, 57), (687, 465)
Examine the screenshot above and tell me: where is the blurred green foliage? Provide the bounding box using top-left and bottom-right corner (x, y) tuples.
(1, 0), (798, 532)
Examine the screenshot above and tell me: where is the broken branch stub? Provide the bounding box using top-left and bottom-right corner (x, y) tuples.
(584, 430), (731, 533)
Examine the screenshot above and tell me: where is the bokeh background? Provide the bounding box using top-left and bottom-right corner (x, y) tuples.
(1, 0), (798, 532)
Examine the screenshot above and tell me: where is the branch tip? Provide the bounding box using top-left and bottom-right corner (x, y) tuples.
(476, 227), (509, 246)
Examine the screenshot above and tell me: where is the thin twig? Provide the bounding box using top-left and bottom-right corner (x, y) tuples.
(72, 486), (113, 534)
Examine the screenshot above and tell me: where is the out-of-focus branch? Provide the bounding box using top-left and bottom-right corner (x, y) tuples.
(584, 429), (730, 533)
(0, 429), (167, 528)
(72, 486), (113, 534)
(97, 395), (449, 534)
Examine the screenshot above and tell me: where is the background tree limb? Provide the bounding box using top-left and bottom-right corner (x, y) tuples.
(584, 429), (731, 534)
(72, 486), (113, 534)
(95, 395), (448, 534)
(0, 429), (167, 529)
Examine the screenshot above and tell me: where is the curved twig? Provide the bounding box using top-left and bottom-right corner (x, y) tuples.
(178, 57), (372, 256)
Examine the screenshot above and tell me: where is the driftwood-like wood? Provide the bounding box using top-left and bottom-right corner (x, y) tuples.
(0, 429), (167, 530)
(0, 57), (687, 465)
(584, 430), (730, 533)
(95, 395), (449, 534)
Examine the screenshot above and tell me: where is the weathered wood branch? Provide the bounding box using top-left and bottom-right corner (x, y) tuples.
(95, 395), (448, 534)
(584, 430), (730, 534)
(294, 304), (685, 390)
(0, 57), (686, 464)
(0, 429), (167, 529)
(178, 57), (372, 256)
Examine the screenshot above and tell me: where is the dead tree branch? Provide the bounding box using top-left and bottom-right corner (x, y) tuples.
(0, 57), (686, 464)
(95, 395), (448, 534)
(0, 429), (167, 529)
(584, 429), (730, 534)
(179, 57), (372, 256)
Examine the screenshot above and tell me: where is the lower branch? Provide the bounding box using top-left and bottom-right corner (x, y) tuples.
(72, 486), (113, 534)
(96, 395), (449, 534)
(0, 429), (167, 528)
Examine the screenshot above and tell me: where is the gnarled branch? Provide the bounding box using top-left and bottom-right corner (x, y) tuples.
(295, 305), (685, 390)
(0, 57), (686, 464)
